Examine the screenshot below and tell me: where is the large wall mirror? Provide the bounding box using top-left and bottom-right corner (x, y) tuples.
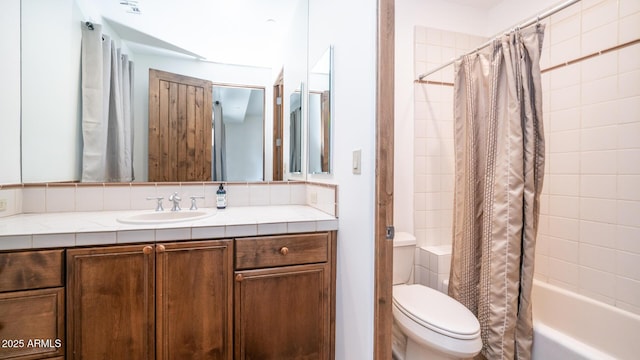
(11, 0), (308, 184)
(308, 46), (333, 175)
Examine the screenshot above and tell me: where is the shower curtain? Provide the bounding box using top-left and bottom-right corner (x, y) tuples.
(448, 25), (545, 360)
(289, 106), (302, 173)
(81, 22), (134, 182)
(212, 101), (226, 181)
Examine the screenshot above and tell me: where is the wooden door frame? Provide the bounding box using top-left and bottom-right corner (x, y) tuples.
(374, 0), (394, 359)
(273, 70), (285, 181)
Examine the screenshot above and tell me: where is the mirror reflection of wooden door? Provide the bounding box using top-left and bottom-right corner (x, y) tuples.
(272, 70), (284, 181)
(148, 69), (212, 182)
(320, 90), (330, 173)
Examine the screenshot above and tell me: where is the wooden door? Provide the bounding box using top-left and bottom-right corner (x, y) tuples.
(272, 70), (284, 181)
(155, 240), (233, 360)
(149, 69), (213, 182)
(67, 245), (155, 360)
(234, 263), (331, 360)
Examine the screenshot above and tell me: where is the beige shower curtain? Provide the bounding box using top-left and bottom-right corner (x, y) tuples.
(449, 25), (545, 360)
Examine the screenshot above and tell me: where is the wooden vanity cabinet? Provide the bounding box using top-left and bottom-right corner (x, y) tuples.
(234, 232), (336, 360)
(0, 249), (65, 360)
(66, 240), (233, 360)
(155, 241), (233, 359)
(66, 244), (155, 359)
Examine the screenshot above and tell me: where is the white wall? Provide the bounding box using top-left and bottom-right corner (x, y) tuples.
(0, 0), (22, 185)
(21, 0), (84, 183)
(225, 114), (264, 182)
(281, 0), (309, 181)
(308, 0), (377, 358)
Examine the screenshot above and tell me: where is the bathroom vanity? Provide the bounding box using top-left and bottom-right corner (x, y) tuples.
(0, 205), (337, 360)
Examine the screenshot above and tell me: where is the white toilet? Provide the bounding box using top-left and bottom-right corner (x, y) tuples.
(392, 233), (482, 360)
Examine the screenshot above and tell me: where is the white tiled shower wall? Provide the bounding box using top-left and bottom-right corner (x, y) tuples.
(414, 0), (640, 315)
(413, 27), (487, 248)
(535, 0), (640, 315)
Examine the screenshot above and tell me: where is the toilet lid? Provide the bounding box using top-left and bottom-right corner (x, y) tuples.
(393, 284), (480, 340)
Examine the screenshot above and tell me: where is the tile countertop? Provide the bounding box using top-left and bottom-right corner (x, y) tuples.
(0, 205), (339, 251)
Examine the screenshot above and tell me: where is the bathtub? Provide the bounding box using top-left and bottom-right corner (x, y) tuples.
(532, 279), (640, 360)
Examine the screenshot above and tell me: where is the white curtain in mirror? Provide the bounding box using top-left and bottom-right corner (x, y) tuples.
(212, 101), (227, 181)
(289, 106), (302, 173)
(81, 22), (134, 182)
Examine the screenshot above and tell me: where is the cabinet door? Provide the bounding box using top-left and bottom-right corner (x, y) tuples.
(67, 245), (155, 360)
(0, 288), (64, 360)
(234, 263), (331, 360)
(156, 240), (233, 360)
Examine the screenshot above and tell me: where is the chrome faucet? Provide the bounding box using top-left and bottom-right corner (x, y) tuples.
(189, 195), (205, 210)
(146, 196), (164, 211)
(168, 192), (182, 211)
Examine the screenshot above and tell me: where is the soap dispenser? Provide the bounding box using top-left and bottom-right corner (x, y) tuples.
(216, 184), (227, 209)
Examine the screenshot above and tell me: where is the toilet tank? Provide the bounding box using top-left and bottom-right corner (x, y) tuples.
(393, 232), (416, 285)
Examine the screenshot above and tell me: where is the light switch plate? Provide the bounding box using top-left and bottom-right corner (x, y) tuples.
(0, 199), (7, 212)
(352, 150), (362, 175)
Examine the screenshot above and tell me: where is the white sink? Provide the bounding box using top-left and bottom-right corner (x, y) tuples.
(117, 208), (216, 224)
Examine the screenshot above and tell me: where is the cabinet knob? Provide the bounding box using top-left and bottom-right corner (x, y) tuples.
(142, 246), (153, 255)
(280, 247), (289, 256)
(156, 244), (166, 253)
(235, 274), (244, 282)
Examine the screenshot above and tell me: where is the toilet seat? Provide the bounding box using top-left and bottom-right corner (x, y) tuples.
(393, 284), (480, 340)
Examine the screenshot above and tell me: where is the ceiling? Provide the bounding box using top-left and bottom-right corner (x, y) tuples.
(89, 0), (505, 68)
(90, 0), (300, 67)
(446, 0), (503, 9)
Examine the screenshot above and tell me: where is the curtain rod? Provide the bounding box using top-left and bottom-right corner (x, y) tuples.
(417, 0), (581, 81)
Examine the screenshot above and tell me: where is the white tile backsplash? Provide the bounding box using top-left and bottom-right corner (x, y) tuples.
(46, 187), (75, 212)
(13, 182), (336, 218)
(76, 186), (104, 212)
(0, 188), (20, 217)
(225, 184), (250, 207)
(103, 186), (132, 211)
(248, 184), (270, 206)
(22, 187), (46, 213)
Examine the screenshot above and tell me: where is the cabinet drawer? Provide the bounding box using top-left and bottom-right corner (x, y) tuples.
(0, 287), (65, 359)
(0, 249), (64, 292)
(235, 233), (329, 270)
